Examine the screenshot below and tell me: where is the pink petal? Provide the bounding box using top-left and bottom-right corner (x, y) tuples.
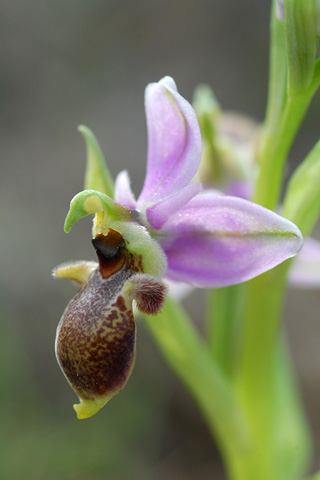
(159, 195), (303, 288)
(114, 170), (137, 209)
(138, 77), (201, 205)
(289, 237), (320, 288)
(146, 183), (201, 230)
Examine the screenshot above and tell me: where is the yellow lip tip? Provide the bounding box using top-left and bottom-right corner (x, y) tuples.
(73, 397), (110, 420)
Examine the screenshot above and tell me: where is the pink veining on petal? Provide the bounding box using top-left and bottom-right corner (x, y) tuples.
(114, 170), (137, 209)
(138, 77), (202, 206)
(159, 195), (303, 288)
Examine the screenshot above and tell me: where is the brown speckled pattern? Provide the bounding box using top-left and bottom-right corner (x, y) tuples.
(126, 250), (143, 273)
(55, 267), (136, 400)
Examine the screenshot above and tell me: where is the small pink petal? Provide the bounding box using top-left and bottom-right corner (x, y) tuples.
(114, 170), (137, 209)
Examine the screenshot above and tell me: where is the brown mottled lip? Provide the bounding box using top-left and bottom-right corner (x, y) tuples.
(92, 229), (126, 278)
(55, 267), (136, 418)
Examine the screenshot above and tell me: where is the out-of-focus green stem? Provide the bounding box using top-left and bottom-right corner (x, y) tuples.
(304, 473), (320, 480)
(273, 337), (311, 479)
(142, 297), (249, 458)
(234, 267), (288, 479)
(255, 56), (320, 212)
(207, 285), (244, 377)
(230, 2), (318, 477)
(254, 5), (320, 212)
(254, 92), (310, 211)
(264, 0), (287, 131)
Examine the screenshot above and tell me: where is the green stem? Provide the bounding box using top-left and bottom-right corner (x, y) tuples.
(273, 337), (311, 479)
(264, 0), (287, 130)
(207, 285), (244, 377)
(142, 297), (249, 457)
(227, 334), (310, 480)
(254, 92), (310, 211)
(235, 267), (288, 464)
(304, 473), (320, 480)
(231, 4), (319, 472)
(255, 2), (320, 212)
(227, 265), (312, 480)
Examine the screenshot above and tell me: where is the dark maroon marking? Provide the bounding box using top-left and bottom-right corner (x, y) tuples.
(126, 251), (143, 273)
(114, 296), (127, 312)
(92, 229), (126, 278)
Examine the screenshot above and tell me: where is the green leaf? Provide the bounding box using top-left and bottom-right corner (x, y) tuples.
(283, 139), (320, 237)
(78, 125), (115, 198)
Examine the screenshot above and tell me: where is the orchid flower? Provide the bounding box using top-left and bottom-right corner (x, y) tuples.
(193, 84), (320, 290)
(54, 76), (303, 419)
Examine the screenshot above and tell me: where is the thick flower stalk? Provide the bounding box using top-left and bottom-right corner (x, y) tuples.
(54, 76), (303, 420)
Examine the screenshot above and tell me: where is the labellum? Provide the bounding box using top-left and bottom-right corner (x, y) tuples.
(54, 228), (166, 419)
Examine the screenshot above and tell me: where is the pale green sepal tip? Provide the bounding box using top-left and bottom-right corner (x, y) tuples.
(78, 125), (115, 198)
(64, 189), (117, 233)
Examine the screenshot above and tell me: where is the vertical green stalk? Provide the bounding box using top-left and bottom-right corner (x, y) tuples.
(231, 1), (318, 477)
(207, 285), (244, 377)
(141, 297), (249, 459)
(232, 268), (288, 480)
(254, 92), (310, 211)
(254, 0), (320, 212)
(305, 473), (320, 480)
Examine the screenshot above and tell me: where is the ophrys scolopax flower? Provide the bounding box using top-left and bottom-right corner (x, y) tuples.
(54, 76), (303, 419)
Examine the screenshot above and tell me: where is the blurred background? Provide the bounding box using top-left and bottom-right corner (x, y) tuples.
(1, 1), (320, 479)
